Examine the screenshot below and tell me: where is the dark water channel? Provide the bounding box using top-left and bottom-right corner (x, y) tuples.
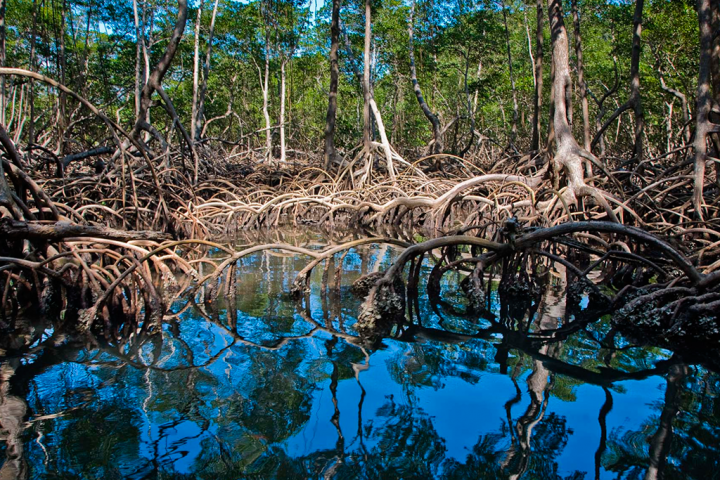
(1, 231), (719, 479)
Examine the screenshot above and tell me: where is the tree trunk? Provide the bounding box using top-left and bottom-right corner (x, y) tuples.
(131, 0), (188, 141)
(279, 59), (287, 162)
(57, 0), (67, 155)
(132, 0), (144, 119)
(323, 0), (340, 170)
(571, 0), (591, 158)
(502, 1), (519, 145)
(408, 0), (442, 154)
(548, 0), (617, 221)
(709, 0), (720, 190)
(362, 0), (372, 152)
(27, 0), (37, 148)
(591, 0), (644, 163)
(0, 0), (6, 127)
(190, 0), (204, 147)
(262, 39), (272, 159)
(629, 0), (645, 164)
(196, 0), (219, 141)
(693, 0), (715, 220)
(531, 0), (544, 152)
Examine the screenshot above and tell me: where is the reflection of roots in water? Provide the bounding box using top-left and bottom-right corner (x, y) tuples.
(2, 220), (714, 480)
(4, 219), (718, 371)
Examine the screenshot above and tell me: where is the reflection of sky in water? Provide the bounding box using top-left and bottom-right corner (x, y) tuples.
(12, 235), (720, 479)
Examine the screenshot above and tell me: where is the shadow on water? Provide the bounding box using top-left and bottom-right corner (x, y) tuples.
(1, 229), (720, 479)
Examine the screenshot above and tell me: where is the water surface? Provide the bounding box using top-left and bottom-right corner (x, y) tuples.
(2, 232), (719, 479)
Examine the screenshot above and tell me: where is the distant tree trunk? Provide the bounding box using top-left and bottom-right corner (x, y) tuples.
(629, 0), (645, 164)
(531, 0), (544, 152)
(591, 0), (644, 164)
(323, 0), (340, 170)
(693, 0), (716, 220)
(547, 0), (617, 221)
(279, 59), (287, 162)
(359, 0), (394, 181)
(408, 0), (442, 154)
(501, 0), (519, 145)
(262, 39), (272, 159)
(659, 75), (689, 145)
(362, 0), (372, 152)
(27, 0), (37, 148)
(57, 0), (67, 155)
(571, 0), (591, 173)
(0, 0), (6, 126)
(196, 0), (219, 141)
(191, 0), (204, 147)
(131, 0), (188, 140)
(709, 0), (720, 190)
(132, 0), (144, 119)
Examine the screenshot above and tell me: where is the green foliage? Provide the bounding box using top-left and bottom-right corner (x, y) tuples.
(0, 0), (703, 157)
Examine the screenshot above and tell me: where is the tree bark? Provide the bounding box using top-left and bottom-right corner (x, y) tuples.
(131, 0), (188, 142)
(571, 0), (591, 158)
(408, 0), (442, 154)
(0, 0), (6, 126)
(591, 0), (644, 163)
(362, 0), (372, 152)
(693, 0), (715, 220)
(547, 0), (617, 222)
(261, 37), (272, 159)
(280, 59), (287, 162)
(629, 0), (645, 164)
(502, 1), (519, 145)
(27, 0), (37, 148)
(196, 0), (219, 141)
(132, 0), (144, 119)
(190, 0), (204, 147)
(323, 0), (341, 170)
(531, 0), (544, 152)
(0, 218), (172, 242)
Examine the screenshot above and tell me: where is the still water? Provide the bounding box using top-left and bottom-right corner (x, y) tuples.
(1, 232), (719, 479)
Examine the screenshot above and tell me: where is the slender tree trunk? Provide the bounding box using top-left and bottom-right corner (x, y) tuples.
(531, 0), (544, 152)
(132, 0), (189, 140)
(659, 75), (689, 144)
(57, 0), (67, 155)
(358, 0), (394, 181)
(190, 0), (204, 147)
(408, 0), (442, 154)
(630, 0), (645, 164)
(571, 0), (591, 156)
(524, 7), (536, 87)
(548, 0), (617, 221)
(132, 0), (143, 119)
(323, 0), (340, 170)
(591, 0), (644, 162)
(693, 0), (715, 220)
(279, 59), (287, 162)
(196, 0), (219, 141)
(709, 0), (720, 189)
(27, 0), (37, 148)
(362, 0), (372, 152)
(0, 0), (6, 126)
(262, 39), (272, 159)
(502, 1), (518, 145)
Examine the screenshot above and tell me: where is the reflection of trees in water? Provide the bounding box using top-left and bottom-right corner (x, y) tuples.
(0, 362), (27, 480)
(603, 364), (720, 480)
(3, 242), (720, 479)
